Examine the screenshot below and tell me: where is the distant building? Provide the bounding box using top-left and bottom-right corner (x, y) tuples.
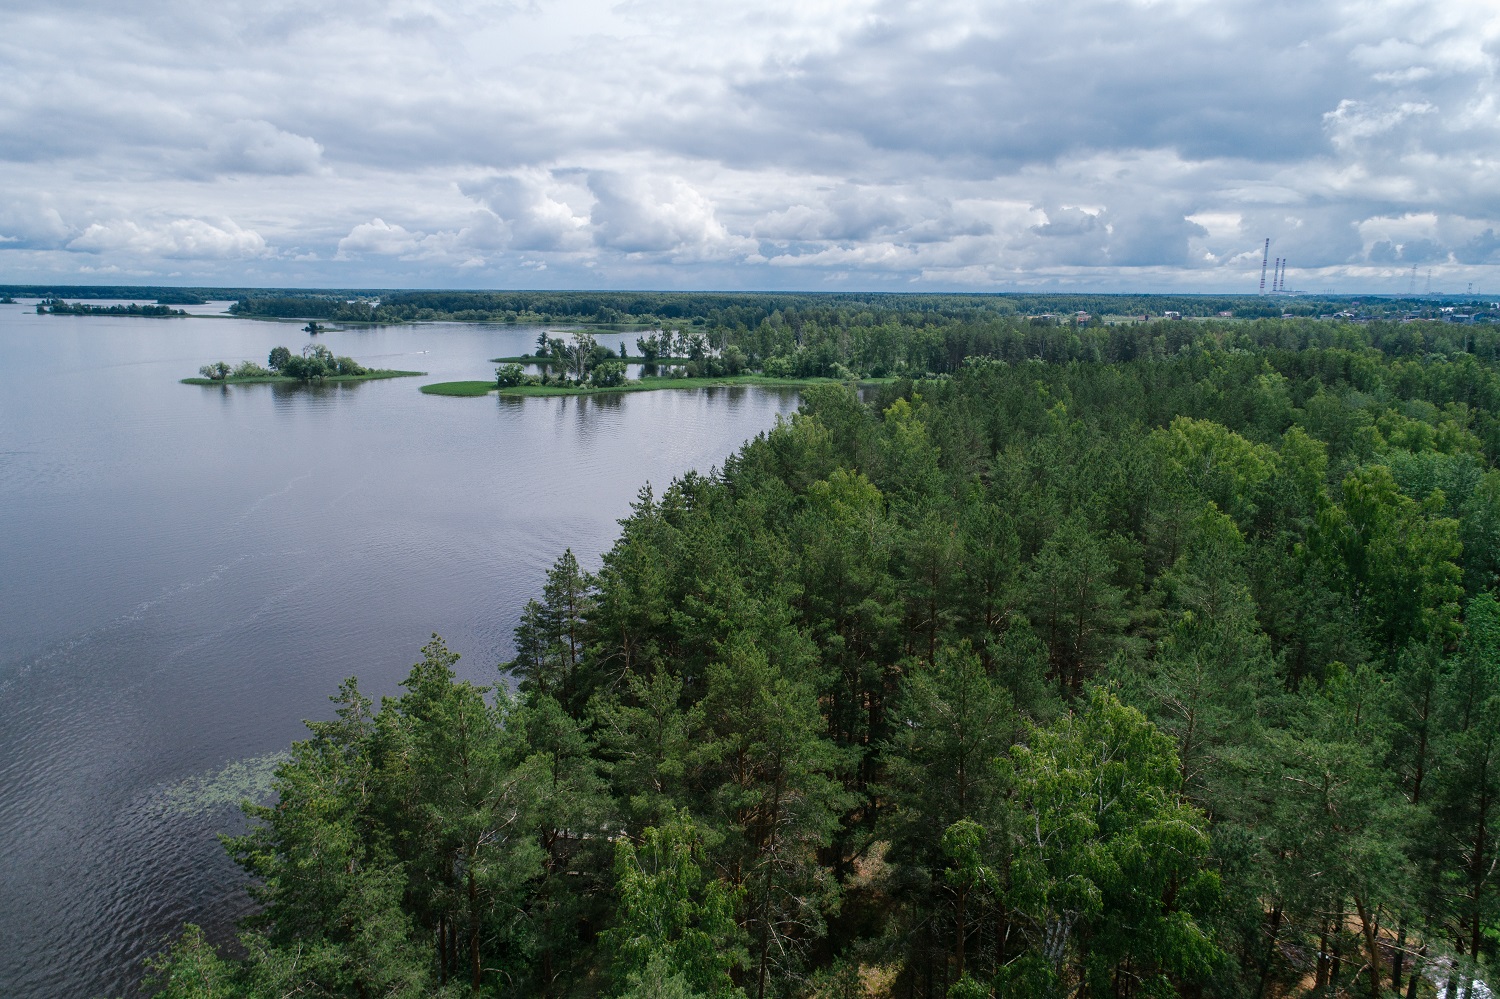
(1162, 311), (1181, 319)
(1218, 311), (1233, 317)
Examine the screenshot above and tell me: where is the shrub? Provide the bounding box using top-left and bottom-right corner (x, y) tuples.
(762, 355), (793, 378)
(589, 360), (627, 388)
(232, 361), (271, 378)
(496, 363), (532, 388)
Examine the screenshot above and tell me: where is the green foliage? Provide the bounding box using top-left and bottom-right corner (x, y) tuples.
(495, 362), (534, 387)
(39, 298), (186, 316)
(151, 308), (1500, 999)
(231, 360), (271, 378)
(606, 814), (744, 998)
(1007, 691), (1222, 995)
(142, 925), (236, 999)
(1314, 463), (1464, 647)
(591, 359), (627, 387)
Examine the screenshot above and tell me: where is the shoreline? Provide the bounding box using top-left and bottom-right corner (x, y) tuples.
(488, 354), (695, 364)
(420, 374), (894, 397)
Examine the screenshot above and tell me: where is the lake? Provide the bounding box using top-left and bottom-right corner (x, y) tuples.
(0, 304), (799, 998)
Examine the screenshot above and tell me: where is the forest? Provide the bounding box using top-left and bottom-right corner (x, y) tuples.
(147, 314), (1500, 999)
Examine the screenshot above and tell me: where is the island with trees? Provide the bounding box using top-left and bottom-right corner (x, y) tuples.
(37, 298), (188, 316)
(182, 344), (423, 385)
(422, 328), (893, 397)
(146, 311), (1500, 999)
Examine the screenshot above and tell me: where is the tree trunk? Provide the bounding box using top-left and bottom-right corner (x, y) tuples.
(1316, 922), (1331, 990)
(1254, 906), (1282, 999)
(1353, 895), (1384, 999)
(955, 885), (966, 979)
(1388, 922), (1405, 992)
(1405, 945), (1425, 999)
(469, 867), (482, 992)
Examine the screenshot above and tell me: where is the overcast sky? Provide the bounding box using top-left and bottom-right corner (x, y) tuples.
(1, 0), (1496, 292)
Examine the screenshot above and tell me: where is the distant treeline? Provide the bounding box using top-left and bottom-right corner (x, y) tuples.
(223, 289), (1478, 327)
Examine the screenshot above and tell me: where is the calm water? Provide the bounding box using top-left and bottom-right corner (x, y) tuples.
(0, 304), (798, 998)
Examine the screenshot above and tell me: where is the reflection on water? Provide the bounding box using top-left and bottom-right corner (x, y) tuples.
(0, 306), (798, 998)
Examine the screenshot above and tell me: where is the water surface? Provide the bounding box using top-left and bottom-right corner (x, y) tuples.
(0, 304), (797, 997)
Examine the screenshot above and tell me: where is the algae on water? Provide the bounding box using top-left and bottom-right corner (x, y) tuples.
(155, 751), (288, 817)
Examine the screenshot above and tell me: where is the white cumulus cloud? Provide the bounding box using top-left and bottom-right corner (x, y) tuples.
(66, 218), (269, 259)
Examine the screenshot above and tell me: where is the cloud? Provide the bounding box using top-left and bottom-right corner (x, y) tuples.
(1323, 99), (1438, 149)
(460, 171), (590, 251)
(586, 172), (753, 259)
(1031, 208), (1103, 239)
(0, 0), (1498, 289)
(0, 202), (72, 248)
(66, 218), (269, 259)
(336, 218), (424, 258)
(1456, 229), (1500, 265)
(205, 120), (324, 176)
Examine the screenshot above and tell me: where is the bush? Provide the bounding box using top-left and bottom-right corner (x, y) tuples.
(721, 345), (747, 375)
(589, 360), (627, 388)
(333, 356), (366, 376)
(762, 355), (793, 378)
(496, 363), (536, 388)
(232, 360), (271, 378)
(197, 362), (231, 381)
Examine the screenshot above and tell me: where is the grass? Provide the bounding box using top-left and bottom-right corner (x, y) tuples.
(181, 369), (424, 386)
(419, 374), (896, 398)
(420, 380), (499, 396)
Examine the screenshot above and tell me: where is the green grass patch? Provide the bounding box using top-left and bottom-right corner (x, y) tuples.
(181, 370), (424, 386)
(420, 380), (498, 396)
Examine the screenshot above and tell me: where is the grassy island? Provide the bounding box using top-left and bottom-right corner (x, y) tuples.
(419, 380), (499, 397)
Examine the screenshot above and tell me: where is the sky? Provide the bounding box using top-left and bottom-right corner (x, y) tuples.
(0, 0), (1497, 293)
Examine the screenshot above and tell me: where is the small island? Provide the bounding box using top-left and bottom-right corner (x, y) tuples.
(38, 298), (187, 316)
(183, 344), (423, 385)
